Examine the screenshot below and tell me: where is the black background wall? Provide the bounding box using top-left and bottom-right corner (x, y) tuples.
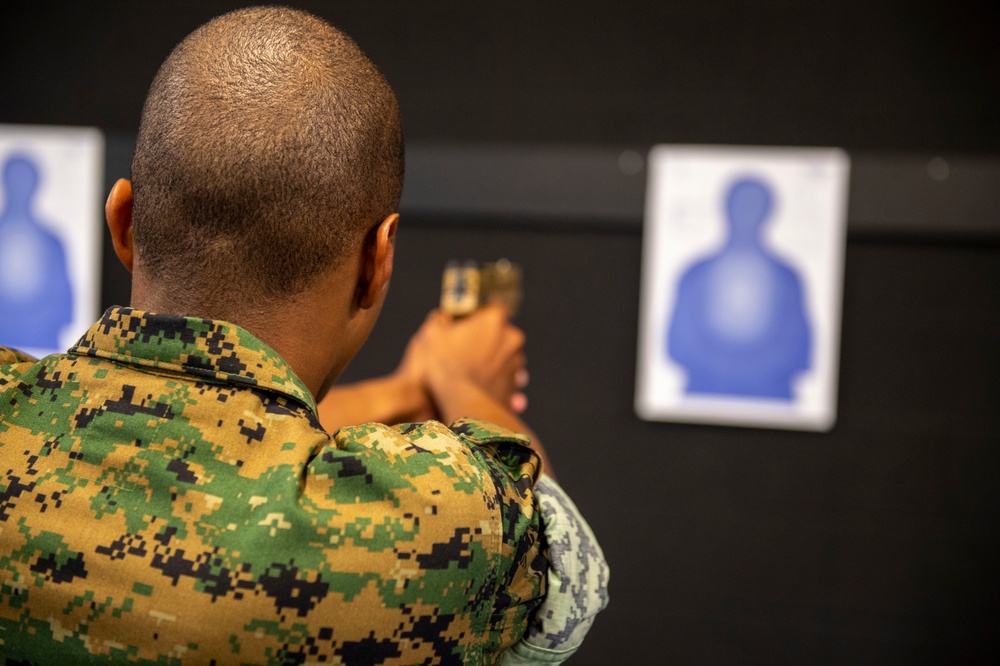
(2, 2), (999, 663)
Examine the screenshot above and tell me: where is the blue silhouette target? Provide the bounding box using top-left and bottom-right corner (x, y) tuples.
(0, 154), (74, 349)
(666, 177), (811, 400)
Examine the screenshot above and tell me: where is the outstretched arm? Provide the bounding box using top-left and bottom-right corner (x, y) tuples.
(317, 306), (553, 476)
(318, 375), (433, 430)
(318, 327), (435, 430)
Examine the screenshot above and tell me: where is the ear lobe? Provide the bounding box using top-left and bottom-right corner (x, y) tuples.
(358, 213), (398, 310)
(106, 179), (135, 273)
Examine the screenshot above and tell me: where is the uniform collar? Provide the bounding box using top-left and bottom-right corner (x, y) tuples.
(71, 307), (317, 414)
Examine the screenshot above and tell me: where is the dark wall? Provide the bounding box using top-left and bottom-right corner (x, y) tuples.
(3, 1), (1000, 151)
(3, 2), (999, 663)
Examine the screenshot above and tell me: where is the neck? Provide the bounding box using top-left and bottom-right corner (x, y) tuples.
(726, 228), (762, 250)
(130, 258), (370, 399)
(1, 203), (29, 220)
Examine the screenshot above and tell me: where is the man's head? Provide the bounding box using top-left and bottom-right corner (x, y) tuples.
(124, 6), (403, 309)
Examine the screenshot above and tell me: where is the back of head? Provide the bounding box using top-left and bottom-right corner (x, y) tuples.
(131, 6), (403, 309)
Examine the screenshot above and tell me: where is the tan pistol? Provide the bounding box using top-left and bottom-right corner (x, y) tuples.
(440, 259), (522, 317)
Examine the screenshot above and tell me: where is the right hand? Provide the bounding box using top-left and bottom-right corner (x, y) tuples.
(418, 305), (528, 413)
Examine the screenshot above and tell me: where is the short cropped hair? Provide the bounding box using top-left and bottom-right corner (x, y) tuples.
(131, 6), (403, 303)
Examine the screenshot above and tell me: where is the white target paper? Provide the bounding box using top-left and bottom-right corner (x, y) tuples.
(635, 145), (849, 431)
(0, 125), (105, 359)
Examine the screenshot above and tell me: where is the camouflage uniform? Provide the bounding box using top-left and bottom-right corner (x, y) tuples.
(0, 307), (554, 665)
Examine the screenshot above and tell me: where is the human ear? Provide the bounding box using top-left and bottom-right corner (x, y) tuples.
(358, 213), (398, 310)
(106, 179), (135, 273)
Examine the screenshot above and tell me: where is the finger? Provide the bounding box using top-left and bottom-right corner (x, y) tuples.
(477, 302), (509, 324)
(430, 309), (452, 325)
(498, 352), (526, 400)
(479, 301), (507, 315)
(423, 310), (452, 335)
(507, 325), (525, 350)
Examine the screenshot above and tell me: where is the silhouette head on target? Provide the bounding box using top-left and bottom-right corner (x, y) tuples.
(724, 177), (773, 247)
(2, 155), (40, 216)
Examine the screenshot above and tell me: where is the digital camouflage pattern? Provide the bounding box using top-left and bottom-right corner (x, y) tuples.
(0, 307), (547, 665)
(499, 476), (609, 665)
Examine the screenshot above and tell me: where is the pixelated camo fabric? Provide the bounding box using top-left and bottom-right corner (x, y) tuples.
(0, 307), (548, 665)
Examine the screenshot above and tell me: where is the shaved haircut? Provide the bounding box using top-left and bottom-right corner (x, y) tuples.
(131, 6), (403, 305)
